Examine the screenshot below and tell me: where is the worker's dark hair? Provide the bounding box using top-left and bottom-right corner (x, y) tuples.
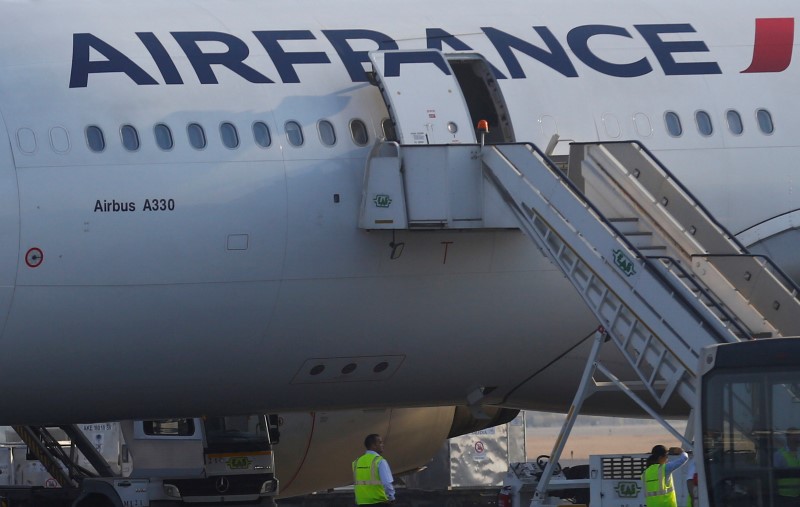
(364, 434), (381, 449)
(649, 445), (667, 461)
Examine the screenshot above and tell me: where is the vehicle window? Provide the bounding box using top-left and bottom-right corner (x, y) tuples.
(205, 415), (269, 452)
(86, 126), (105, 152)
(695, 111), (713, 136)
(664, 112), (682, 137)
(187, 123), (206, 149)
(726, 110), (743, 135)
(350, 119), (369, 146)
(757, 109), (774, 134)
(154, 124), (174, 150)
(318, 120), (336, 146)
(285, 121), (304, 146)
(253, 121), (272, 148)
(220, 122), (239, 149)
(121, 125), (140, 151)
(142, 419), (196, 437)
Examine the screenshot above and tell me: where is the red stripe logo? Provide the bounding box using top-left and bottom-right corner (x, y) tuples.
(742, 18), (794, 73)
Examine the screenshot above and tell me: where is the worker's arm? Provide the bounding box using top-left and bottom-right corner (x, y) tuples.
(665, 451), (689, 475)
(378, 459), (395, 501)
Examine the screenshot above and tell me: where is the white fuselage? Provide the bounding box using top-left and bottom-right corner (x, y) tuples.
(0, 0), (797, 424)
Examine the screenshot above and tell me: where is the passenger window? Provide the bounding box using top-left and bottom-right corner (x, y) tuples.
(220, 122), (239, 149)
(664, 112), (682, 137)
(154, 124), (174, 150)
(695, 111), (713, 136)
(350, 119), (369, 146)
(381, 118), (397, 142)
(86, 126), (105, 152)
(253, 121), (272, 148)
(187, 123), (206, 149)
(121, 125), (140, 151)
(726, 110), (743, 135)
(285, 121), (304, 147)
(318, 120), (336, 146)
(757, 109), (774, 134)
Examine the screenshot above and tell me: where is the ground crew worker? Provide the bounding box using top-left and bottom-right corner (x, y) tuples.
(685, 454), (697, 507)
(641, 445), (688, 507)
(774, 427), (800, 503)
(353, 434), (395, 504)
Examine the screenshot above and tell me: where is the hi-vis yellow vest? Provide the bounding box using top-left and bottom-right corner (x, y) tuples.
(778, 449), (800, 497)
(353, 453), (388, 505)
(642, 464), (677, 507)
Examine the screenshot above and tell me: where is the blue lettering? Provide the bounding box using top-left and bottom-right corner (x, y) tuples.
(322, 29), (398, 82)
(253, 30), (331, 84)
(69, 33), (158, 88)
(383, 51), (450, 77)
(426, 28), (507, 79)
(482, 27), (578, 78)
(171, 31), (273, 84)
(567, 25), (652, 77)
(136, 32), (183, 85)
(634, 24), (722, 75)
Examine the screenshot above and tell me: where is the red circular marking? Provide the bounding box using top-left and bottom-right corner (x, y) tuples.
(25, 248), (43, 268)
(475, 441), (485, 453)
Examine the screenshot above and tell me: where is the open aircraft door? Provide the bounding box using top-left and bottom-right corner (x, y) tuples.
(369, 50), (477, 144)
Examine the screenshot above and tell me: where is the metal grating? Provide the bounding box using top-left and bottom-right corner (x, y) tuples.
(602, 455), (648, 479)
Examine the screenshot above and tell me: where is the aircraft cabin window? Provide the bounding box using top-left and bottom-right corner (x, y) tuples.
(220, 122), (239, 149)
(318, 120), (336, 146)
(285, 121), (304, 147)
(121, 125), (140, 151)
(381, 118), (397, 142)
(86, 126), (105, 152)
(187, 123), (207, 150)
(757, 109), (774, 134)
(695, 111), (713, 136)
(726, 110), (743, 135)
(350, 119), (369, 146)
(253, 121), (272, 148)
(664, 112), (682, 137)
(154, 124), (174, 150)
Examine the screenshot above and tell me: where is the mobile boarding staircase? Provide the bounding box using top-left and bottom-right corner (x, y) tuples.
(358, 140), (800, 504)
(11, 424), (114, 487)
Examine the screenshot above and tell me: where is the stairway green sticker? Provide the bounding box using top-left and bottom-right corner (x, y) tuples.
(373, 194), (392, 208)
(612, 249), (636, 277)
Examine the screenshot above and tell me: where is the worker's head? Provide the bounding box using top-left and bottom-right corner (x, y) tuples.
(650, 445), (668, 465)
(365, 433), (384, 454)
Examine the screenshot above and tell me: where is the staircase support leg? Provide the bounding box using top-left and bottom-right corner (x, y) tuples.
(531, 329), (605, 506)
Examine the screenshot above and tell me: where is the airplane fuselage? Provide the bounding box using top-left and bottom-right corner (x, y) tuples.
(0, 0), (797, 424)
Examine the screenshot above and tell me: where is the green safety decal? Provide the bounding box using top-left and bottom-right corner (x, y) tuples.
(612, 249), (637, 277)
(614, 481), (641, 498)
(373, 194), (392, 208)
(227, 457), (253, 470)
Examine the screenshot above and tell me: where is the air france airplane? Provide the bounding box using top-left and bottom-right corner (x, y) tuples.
(0, 0), (797, 442)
